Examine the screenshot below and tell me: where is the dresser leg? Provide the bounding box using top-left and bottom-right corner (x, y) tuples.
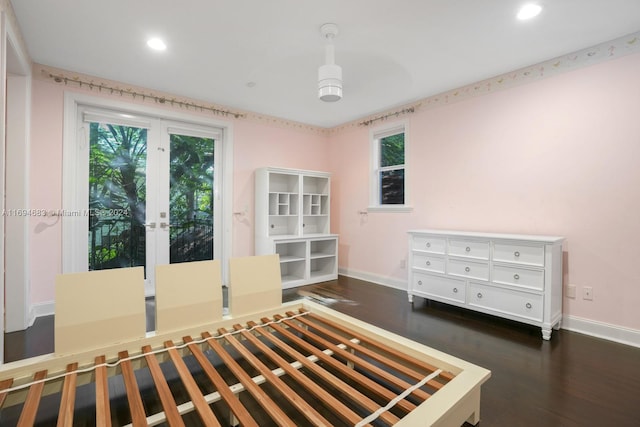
(541, 327), (552, 340)
(408, 293), (414, 304)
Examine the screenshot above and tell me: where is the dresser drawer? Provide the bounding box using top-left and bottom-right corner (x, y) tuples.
(448, 239), (490, 259)
(469, 283), (543, 322)
(412, 235), (446, 254)
(412, 273), (465, 304)
(412, 253), (445, 273)
(492, 264), (544, 291)
(493, 242), (544, 267)
(448, 258), (489, 281)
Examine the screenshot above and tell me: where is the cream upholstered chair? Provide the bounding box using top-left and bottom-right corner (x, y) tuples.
(155, 260), (223, 334)
(228, 254), (282, 317)
(54, 267), (146, 355)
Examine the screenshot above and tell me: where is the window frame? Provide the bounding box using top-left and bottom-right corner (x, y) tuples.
(368, 121), (412, 212)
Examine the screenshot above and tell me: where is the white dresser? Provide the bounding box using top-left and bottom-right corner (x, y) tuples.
(408, 230), (564, 339)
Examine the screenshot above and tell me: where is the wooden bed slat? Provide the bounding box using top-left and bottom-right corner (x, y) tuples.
(182, 336), (258, 427)
(164, 340), (221, 427)
(0, 304), (487, 427)
(216, 327), (332, 426)
(229, 324), (368, 426)
(0, 378), (13, 409)
(278, 314), (433, 402)
(291, 311), (445, 391)
(248, 320), (401, 425)
(303, 309), (455, 382)
(95, 355), (112, 427)
(201, 331), (298, 427)
(56, 363), (78, 427)
(17, 369), (47, 427)
(118, 351), (147, 427)
(141, 345), (185, 427)
(261, 317), (417, 414)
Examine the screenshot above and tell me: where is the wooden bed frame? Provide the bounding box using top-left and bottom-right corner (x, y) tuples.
(0, 257), (490, 426)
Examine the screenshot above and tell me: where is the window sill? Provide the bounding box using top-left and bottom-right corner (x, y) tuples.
(367, 205), (413, 213)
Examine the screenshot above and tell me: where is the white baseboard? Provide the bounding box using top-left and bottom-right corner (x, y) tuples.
(28, 301), (55, 327)
(338, 267), (407, 292)
(561, 315), (640, 348)
(338, 269), (640, 348)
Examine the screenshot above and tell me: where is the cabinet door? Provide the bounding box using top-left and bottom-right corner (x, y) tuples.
(493, 242), (544, 266)
(412, 272), (466, 304)
(411, 253), (446, 274)
(492, 264), (544, 291)
(469, 282), (543, 322)
(447, 258), (489, 281)
(411, 235), (446, 254)
(448, 239), (490, 259)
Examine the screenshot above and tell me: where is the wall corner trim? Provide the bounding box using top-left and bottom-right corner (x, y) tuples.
(29, 301), (55, 327)
(561, 315), (640, 349)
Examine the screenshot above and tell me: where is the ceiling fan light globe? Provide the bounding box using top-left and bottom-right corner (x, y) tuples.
(318, 64), (343, 102)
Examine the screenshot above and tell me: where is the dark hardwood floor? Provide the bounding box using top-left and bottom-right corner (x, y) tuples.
(4, 275), (640, 426)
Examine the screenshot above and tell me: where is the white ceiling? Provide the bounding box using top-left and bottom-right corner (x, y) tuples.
(10, 0), (640, 128)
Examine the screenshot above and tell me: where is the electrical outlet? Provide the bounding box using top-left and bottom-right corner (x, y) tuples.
(583, 286), (593, 301)
(566, 284), (576, 299)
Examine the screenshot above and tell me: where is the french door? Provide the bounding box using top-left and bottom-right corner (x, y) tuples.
(73, 107), (222, 295)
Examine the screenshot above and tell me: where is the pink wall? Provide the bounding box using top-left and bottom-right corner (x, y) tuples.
(27, 52), (640, 333)
(232, 121), (330, 256)
(28, 77), (330, 304)
(329, 52), (640, 330)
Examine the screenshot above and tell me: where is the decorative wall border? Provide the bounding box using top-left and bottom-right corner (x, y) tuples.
(331, 30), (640, 135)
(35, 64), (333, 137)
(24, 26), (640, 137)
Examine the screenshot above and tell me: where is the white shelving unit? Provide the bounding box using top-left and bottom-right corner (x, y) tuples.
(255, 167), (338, 288)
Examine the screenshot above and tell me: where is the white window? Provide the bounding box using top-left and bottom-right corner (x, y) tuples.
(369, 122), (411, 212)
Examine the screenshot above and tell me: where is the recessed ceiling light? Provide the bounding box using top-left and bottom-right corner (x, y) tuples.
(517, 3), (542, 20)
(147, 38), (167, 51)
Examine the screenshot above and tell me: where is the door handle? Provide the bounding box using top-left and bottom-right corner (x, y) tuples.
(160, 222), (171, 229)
(144, 222), (156, 229)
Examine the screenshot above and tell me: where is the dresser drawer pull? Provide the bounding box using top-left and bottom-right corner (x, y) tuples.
(526, 302), (532, 309)
(417, 280), (422, 286)
(465, 266), (471, 272)
(465, 246), (471, 252)
(426, 242), (431, 248)
(514, 274), (520, 280)
(477, 292), (483, 299)
(453, 287), (458, 293)
(514, 251), (520, 257)
(426, 261), (431, 266)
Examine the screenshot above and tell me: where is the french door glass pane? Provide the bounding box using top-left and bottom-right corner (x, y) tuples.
(169, 134), (214, 264)
(88, 123), (147, 270)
